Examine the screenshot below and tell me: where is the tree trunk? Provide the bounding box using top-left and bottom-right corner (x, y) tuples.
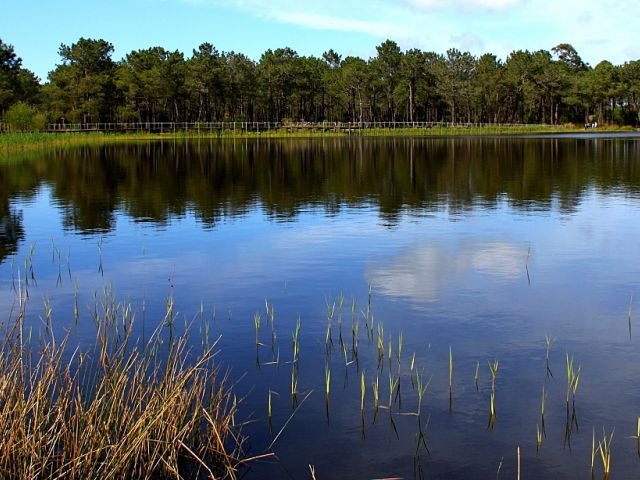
(409, 82), (414, 122)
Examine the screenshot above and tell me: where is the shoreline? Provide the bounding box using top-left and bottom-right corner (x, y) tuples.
(1, 127), (639, 156)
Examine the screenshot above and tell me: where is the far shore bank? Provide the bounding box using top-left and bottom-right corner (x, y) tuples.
(1, 126), (639, 156)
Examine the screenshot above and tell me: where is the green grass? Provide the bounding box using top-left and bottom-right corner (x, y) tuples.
(2, 124), (637, 156)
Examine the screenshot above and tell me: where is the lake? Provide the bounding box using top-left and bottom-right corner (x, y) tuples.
(1, 135), (640, 479)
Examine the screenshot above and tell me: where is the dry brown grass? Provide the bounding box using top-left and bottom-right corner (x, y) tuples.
(0, 296), (252, 479)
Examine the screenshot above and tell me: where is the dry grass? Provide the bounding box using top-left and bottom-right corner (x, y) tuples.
(0, 302), (251, 479)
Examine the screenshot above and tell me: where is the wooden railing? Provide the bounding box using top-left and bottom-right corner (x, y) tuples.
(41, 121), (545, 134)
(0, 121), (572, 135)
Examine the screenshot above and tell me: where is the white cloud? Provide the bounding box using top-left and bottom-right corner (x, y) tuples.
(465, 0), (523, 9)
(404, 0), (525, 11)
(450, 31), (485, 52)
(402, 0), (442, 10)
(181, 0), (640, 65)
(266, 11), (407, 37)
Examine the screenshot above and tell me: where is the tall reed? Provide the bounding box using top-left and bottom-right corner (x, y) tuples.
(360, 371), (366, 412)
(545, 335), (553, 377)
(415, 371), (431, 416)
(565, 353), (581, 405)
(448, 346), (453, 409)
(488, 360), (499, 418)
(292, 317), (301, 364)
(474, 361), (479, 388)
(597, 428), (614, 478)
(0, 309), (249, 479)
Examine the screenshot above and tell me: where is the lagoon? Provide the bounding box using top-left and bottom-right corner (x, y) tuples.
(2, 135), (640, 479)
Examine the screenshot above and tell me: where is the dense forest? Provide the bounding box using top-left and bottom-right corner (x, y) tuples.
(1, 37), (639, 127)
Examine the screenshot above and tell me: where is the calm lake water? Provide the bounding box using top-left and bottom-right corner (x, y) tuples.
(2, 135), (640, 479)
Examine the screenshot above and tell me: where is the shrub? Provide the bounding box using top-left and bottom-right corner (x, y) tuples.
(3, 102), (47, 132)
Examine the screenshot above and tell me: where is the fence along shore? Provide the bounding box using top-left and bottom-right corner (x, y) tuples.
(30, 121), (570, 134)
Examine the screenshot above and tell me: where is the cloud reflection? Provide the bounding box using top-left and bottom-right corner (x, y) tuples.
(368, 241), (528, 302)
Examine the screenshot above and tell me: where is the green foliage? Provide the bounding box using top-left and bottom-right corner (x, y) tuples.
(2, 35), (640, 126)
(3, 102), (46, 132)
(48, 37), (116, 123)
(0, 38), (40, 112)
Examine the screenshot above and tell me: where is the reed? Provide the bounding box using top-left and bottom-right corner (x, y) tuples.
(565, 353), (581, 405)
(366, 282), (372, 324)
(597, 428), (614, 478)
(474, 361), (479, 388)
(164, 293), (175, 328)
(351, 318), (359, 358)
(376, 323), (385, 364)
(388, 371), (398, 408)
(545, 335), (553, 377)
(591, 428), (596, 475)
(97, 237), (104, 277)
(253, 312), (261, 346)
(290, 367), (298, 406)
(489, 391), (496, 418)
(292, 317), (301, 364)
(266, 299), (275, 325)
(564, 406), (579, 446)
(626, 417), (640, 459)
(325, 300), (335, 347)
(488, 360), (499, 419)
(360, 371), (366, 412)
(25, 243), (37, 285)
(66, 247), (72, 281)
(264, 299), (276, 351)
(628, 295), (633, 338)
(324, 364), (331, 402)
(0, 311), (249, 479)
(449, 346), (453, 394)
(536, 423), (543, 450)
(373, 375), (380, 414)
(268, 390), (273, 432)
(339, 339), (347, 367)
(540, 385), (547, 425)
(415, 371), (432, 416)
(415, 416), (430, 457)
(43, 294), (53, 326)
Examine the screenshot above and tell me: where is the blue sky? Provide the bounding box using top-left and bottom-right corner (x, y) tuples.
(3, 0), (639, 81)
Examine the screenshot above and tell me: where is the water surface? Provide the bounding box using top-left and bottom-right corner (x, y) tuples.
(1, 136), (640, 479)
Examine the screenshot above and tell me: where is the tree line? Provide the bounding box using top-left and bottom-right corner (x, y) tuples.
(1, 37), (640, 128)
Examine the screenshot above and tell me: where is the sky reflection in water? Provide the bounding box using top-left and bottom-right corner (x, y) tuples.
(1, 136), (640, 479)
